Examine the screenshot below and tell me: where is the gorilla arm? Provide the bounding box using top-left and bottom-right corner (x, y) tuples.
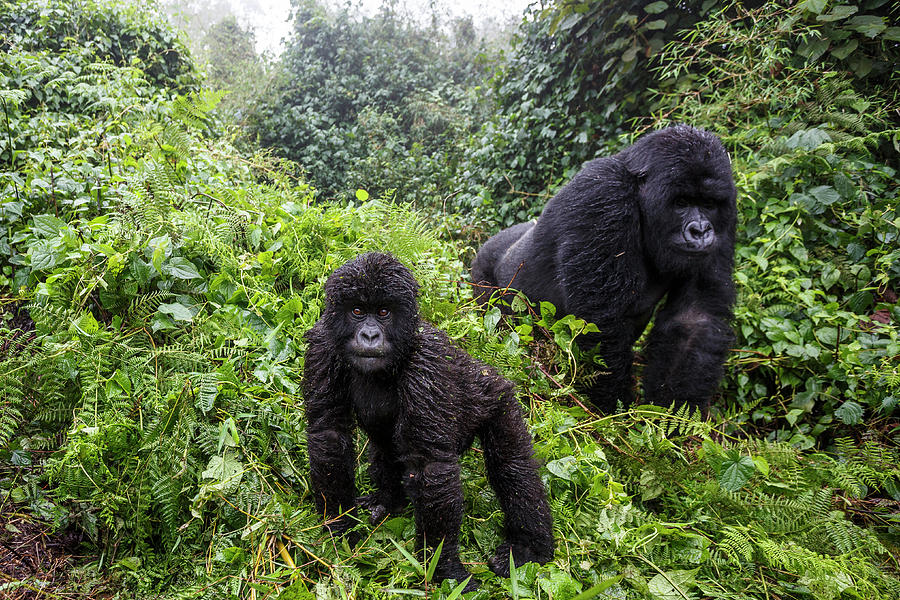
(303, 322), (359, 535)
(642, 268), (735, 413)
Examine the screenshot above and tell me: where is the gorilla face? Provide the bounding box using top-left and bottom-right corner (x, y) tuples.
(344, 304), (395, 374)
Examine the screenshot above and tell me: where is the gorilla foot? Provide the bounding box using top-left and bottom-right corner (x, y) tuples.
(434, 562), (477, 592)
(356, 493), (408, 524)
(488, 542), (551, 577)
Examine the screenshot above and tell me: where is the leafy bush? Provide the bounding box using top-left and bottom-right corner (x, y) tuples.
(448, 0), (716, 226)
(0, 0), (197, 92)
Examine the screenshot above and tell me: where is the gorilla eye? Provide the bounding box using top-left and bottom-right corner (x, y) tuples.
(377, 308), (390, 317)
(351, 307), (364, 316)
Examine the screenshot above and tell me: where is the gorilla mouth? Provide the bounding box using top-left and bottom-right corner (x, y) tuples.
(349, 354), (389, 373)
(676, 244), (712, 254)
(351, 349), (386, 358)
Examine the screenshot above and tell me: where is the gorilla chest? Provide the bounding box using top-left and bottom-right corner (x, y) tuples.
(625, 278), (670, 335)
(350, 378), (399, 443)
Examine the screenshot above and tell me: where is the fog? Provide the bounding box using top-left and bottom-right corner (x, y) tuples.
(158, 0), (535, 56)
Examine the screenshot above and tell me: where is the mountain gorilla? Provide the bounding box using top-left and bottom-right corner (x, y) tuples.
(471, 125), (737, 414)
(303, 252), (554, 590)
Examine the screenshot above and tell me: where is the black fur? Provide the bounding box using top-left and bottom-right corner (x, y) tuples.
(304, 252), (554, 589)
(471, 125), (737, 413)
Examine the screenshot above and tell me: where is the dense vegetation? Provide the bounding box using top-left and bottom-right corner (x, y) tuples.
(1, 0), (898, 599)
(248, 0), (493, 204)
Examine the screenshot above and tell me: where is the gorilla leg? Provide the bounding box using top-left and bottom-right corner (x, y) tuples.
(362, 442), (409, 523)
(307, 428), (358, 534)
(470, 222), (533, 306)
(480, 399), (554, 576)
(578, 329), (635, 412)
(403, 459), (470, 586)
(643, 303), (732, 413)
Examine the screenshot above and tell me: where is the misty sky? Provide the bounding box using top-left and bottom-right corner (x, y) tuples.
(227, 0), (535, 55)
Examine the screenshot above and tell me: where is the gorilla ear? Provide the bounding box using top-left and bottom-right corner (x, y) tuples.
(628, 167), (648, 186)
(624, 162), (648, 181)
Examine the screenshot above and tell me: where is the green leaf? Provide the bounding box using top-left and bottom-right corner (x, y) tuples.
(816, 5), (858, 21)
(833, 172), (857, 198)
(201, 454), (243, 493)
(718, 450), (755, 492)
(71, 312), (100, 336)
(426, 539), (443, 581)
(389, 538), (424, 575)
(547, 456), (577, 481)
(32, 214), (67, 238)
(784, 408), (806, 427)
(797, 38), (830, 61)
(509, 548), (519, 600)
(820, 264), (841, 289)
(484, 306), (501, 334)
(789, 243), (808, 263)
(158, 302), (195, 322)
(645, 19), (668, 31)
(29, 241), (62, 270)
(105, 369), (132, 397)
(539, 301), (556, 319)
(164, 257), (202, 279)
(818, 327), (838, 346)
(356, 188), (370, 201)
(644, 2), (668, 14)
(785, 128), (831, 150)
(445, 577), (472, 600)
(572, 575), (624, 600)
(848, 15), (886, 38)
(801, 0), (826, 14)
(847, 290), (873, 314)
(648, 568), (698, 600)
(834, 401), (863, 425)
(830, 39), (858, 59)
(847, 55), (873, 76)
(846, 242), (866, 262)
(809, 185), (840, 206)
(752, 456), (770, 477)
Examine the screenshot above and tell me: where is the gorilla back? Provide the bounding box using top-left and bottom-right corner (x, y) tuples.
(304, 252), (554, 590)
(471, 125), (737, 413)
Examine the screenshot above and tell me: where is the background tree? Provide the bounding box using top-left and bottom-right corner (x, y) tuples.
(246, 0), (501, 200)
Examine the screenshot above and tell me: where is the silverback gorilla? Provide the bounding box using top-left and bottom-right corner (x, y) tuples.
(471, 125), (737, 413)
(303, 252), (554, 590)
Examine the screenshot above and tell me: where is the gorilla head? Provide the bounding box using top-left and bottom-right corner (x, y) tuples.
(621, 125), (737, 275)
(322, 253), (419, 374)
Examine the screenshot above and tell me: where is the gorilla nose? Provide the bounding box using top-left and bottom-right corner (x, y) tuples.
(358, 326), (383, 349)
(683, 220), (714, 248)
(360, 329), (381, 344)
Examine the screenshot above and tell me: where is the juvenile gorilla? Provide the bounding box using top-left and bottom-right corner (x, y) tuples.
(304, 252), (554, 588)
(471, 125), (737, 413)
